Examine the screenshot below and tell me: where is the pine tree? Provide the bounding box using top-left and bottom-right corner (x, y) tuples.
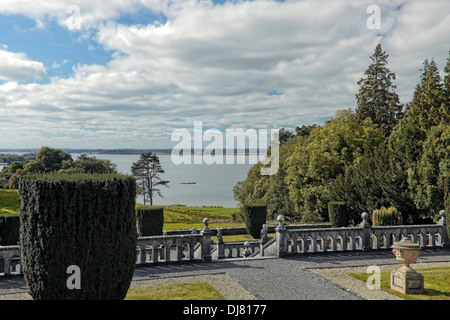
(355, 43), (403, 136)
(131, 152), (169, 206)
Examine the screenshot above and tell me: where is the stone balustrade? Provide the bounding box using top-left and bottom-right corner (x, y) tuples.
(0, 210), (448, 275)
(0, 245), (21, 276)
(275, 210), (449, 257)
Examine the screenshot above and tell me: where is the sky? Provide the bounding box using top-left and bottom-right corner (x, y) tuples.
(0, 0), (449, 150)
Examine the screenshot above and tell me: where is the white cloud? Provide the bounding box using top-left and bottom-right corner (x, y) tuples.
(0, 48), (46, 81)
(0, 0), (449, 149)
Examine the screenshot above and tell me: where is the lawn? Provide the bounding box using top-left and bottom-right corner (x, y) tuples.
(125, 282), (225, 300)
(0, 189), (21, 216)
(349, 266), (450, 300)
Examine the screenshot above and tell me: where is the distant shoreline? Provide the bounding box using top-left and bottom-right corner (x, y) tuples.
(0, 148), (266, 156)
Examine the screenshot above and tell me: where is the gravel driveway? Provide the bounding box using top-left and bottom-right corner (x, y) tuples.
(1, 248), (449, 300)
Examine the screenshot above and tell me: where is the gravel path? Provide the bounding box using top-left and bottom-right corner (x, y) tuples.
(1, 248), (449, 300)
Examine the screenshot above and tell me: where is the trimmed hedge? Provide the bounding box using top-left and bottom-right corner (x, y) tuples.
(18, 173), (137, 300)
(0, 216), (20, 246)
(136, 207), (164, 236)
(327, 202), (349, 227)
(243, 204), (267, 238)
(372, 206), (403, 226)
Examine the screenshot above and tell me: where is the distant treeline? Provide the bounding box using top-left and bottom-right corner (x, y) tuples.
(0, 153), (36, 163)
(0, 149), (173, 155)
(0, 148), (266, 157)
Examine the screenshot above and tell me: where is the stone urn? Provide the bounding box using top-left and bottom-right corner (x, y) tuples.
(390, 237), (424, 294)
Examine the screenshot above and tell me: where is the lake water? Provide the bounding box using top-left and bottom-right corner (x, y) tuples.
(73, 153), (253, 208)
(0, 153), (254, 207)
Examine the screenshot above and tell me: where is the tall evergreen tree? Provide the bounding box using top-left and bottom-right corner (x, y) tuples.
(407, 58), (446, 130)
(131, 152), (169, 206)
(355, 43), (403, 136)
(442, 52), (450, 121)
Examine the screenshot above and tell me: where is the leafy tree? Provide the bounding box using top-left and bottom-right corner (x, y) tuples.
(0, 162), (25, 188)
(295, 124), (319, 137)
(31, 146), (73, 173)
(0, 147), (118, 188)
(409, 123), (450, 220)
(233, 134), (300, 221)
(278, 127), (295, 146)
(285, 109), (384, 221)
(131, 152), (169, 206)
(329, 144), (393, 224)
(355, 43), (403, 136)
(60, 154), (117, 174)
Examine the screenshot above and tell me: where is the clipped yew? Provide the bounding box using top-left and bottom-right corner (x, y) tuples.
(328, 202), (349, 227)
(243, 204), (267, 238)
(136, 207), (164, 236)
(0, 216), (20, 245)
(18, 173), (137, 300)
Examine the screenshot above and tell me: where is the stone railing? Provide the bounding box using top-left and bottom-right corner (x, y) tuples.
(136, 218), (213, 264)
(1, 211), (448, 274)
(275, 210), (449, 257)
(0, 245), (22, 276)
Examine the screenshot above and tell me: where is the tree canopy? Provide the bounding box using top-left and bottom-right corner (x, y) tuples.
(0, 147), (117, 188)
(234, 44), (450, 225)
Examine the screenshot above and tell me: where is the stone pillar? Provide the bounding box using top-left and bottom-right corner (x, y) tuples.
(275, 215), (288, 257)
(201, 218), (212, 262)
(360, 212), (372, 251)
(260, 224), (269, 243)
(438, 210), (450, 248)
(217, 228), (225, 259)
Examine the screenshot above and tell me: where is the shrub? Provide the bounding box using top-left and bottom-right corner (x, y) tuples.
(328, 202), (349, 227)
(136, 207), (164, 236)
(18, 173), (137, 300)
(243, 204), (267, 238)
(372, 206), (403, 226)
(0, 216), (20, 245)
(445, 173), (449, 234)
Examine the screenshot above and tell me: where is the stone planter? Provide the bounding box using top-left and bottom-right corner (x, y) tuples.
(390, 237), (424, 294)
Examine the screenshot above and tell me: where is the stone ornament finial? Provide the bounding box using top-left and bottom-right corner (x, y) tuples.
(439, 210), (446, 225)
(277, 215), (284, 228)
(361, 212), (370, 227)
(203, 218), (210, 231)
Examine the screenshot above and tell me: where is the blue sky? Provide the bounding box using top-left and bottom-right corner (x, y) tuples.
(0, 0), (449, 149)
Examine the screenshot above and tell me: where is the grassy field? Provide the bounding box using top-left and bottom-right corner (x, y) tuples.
(0, 189), (274, 241)
(0, 189), (21, 216)
(125, 282), (225, 300)
(349, 266), (450, 300)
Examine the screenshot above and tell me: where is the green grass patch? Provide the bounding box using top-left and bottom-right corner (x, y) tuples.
(125, 282), (225, 300)
(349, 266), (450, 300)
(1, 190), (272, 241)
(0, 189), (21, 216)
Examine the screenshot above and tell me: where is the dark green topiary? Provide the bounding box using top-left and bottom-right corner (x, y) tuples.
(136, 207), (164, 236)
(328, 202), (349, 227)
(18, 173), (137, 300)
(243, 204), (267, 238)
(0, 216), (20, 246)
